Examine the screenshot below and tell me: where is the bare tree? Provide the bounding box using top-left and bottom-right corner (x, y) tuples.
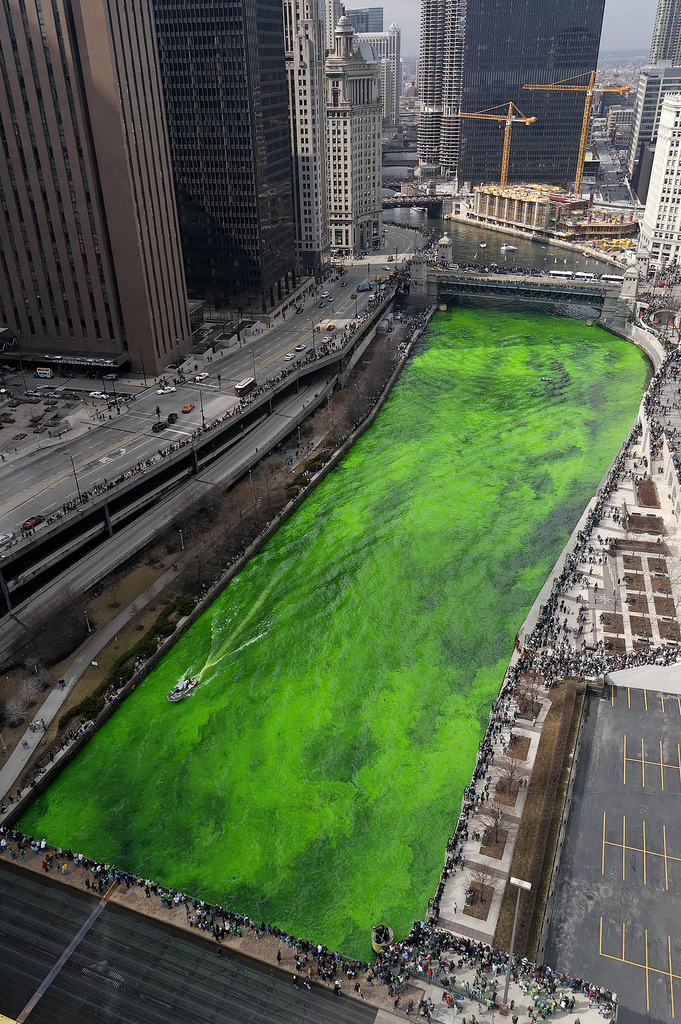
(466, 864), (494, 907)
(3, 695), (28, 727)
(516, 669), (544, 718)
(496, 754), (530, 799)
(479, 800), (518, 854)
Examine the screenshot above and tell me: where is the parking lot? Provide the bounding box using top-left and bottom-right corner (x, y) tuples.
(544, 684), (681, 1023)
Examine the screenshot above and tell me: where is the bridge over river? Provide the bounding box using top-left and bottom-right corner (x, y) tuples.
(418, 266), (626, 308)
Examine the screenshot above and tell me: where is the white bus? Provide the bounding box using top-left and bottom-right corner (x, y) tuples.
(548, 270), (574, 279)
(33, 367), (54, 378)
(574, 272), (596, 281)
(601, 274), (625, 284)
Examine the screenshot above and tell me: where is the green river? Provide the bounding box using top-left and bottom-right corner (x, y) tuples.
(20, 306), (649, 956)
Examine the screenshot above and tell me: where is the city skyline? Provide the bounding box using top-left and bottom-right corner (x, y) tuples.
(381, 0), (657, 56)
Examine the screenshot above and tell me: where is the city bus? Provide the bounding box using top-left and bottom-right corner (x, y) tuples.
(574, 272), (596, 281)
(601, 274), (625, 284)
(548, 270), (574, 279)
(235, 377), (255, 397)
(33, 366), (54, 378)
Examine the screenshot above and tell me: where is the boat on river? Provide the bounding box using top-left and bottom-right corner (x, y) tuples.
(480, 242), (487, 248)
(412, 206), (426, 213)
(167, 677), (198, 702)
(500, 243), (517, 252)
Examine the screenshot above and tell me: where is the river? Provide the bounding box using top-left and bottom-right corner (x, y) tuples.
(19, 305), (649, 957)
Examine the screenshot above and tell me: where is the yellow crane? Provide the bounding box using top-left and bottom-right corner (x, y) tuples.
(522, 71), (629, 197)
(457, 102), (536, 189)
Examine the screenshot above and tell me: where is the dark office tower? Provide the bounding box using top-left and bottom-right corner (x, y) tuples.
(649, 0), (681, 64)
(152, 0), (297, 309)
(419, 0), (606, 190)
(345, 8), (383, 33)
(0, 0), (191, 375)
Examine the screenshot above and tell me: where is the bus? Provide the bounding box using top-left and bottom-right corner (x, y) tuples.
(235, 377), (255, 397)
(33, 367), (54, 378)
(548, 270), (574, 279)
(574, 272), (596, 281)
(601, 274), (625, 284)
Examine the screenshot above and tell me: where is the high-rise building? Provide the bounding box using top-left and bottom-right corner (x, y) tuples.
(325, 0), (343, 54)
(627, 65), (681, 179)
(419, 0), (606, 189)
(284, 0), (330, 278)
(346, 7), (384, 33)
(152, 0), (297, 310)
(640, 95), (681, 268)
(326, 17), (382, 255)
(649, 0), (681, 64)
(0, 0), (190, 375)
(356, 24), (401, 126)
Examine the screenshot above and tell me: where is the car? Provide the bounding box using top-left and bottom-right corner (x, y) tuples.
(284, 352), (295, 360)
(103, 373), (118, 381)
(321, 291), (331, 298)
(0, 531), (14, 548)
(167, 412), (178, 424)
(156, 385), (176, 394)
(89, 391), (107, 399)
(382, 266), (392, 271)
(194, 372), (209, 381)
(22, 515), (45, 531)
(327, 324), (335, 331)
(387, 255), (394, 262)
(350, 292), (357, 299)
(340, 281), (347, 287)
(294, 343), (306, 352)
(357, 282), (373, 292)
(318, 301), (326, 308)
(152, 420), (167, 433)
(182, 403), (194, 413)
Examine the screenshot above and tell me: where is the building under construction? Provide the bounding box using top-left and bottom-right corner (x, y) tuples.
(469, 184), (638, 246)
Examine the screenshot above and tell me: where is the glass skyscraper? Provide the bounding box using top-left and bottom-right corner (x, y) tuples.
(345, 7), (384, 33)
(649, 0), (681, 64)
(151, 0), (296, 308)
(420, 0), (606, 190)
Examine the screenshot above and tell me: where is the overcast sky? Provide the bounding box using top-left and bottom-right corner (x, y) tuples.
(384, 0), (658, 58)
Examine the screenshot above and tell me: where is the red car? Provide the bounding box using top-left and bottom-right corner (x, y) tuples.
(22, 515), (45, 531)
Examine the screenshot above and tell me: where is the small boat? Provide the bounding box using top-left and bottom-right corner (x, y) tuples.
(167, 677), (198, 702)
(541, 376), (554, 382)
(372, 924), (394, 953)
(500, 243), (517, 252)
(480, 242), (487, 248)
(412, 206), (426, 213)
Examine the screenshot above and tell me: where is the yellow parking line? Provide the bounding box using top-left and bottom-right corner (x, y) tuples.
(664, 825), (669, 891)
(611, 686), (614, 706)
(670, 935), (676, 1019)
(643, 820), (647, 885)
(646, 929), (650, 1011)
(602, 811), (606, 876)
(661, 694), (666, 714)
(661, 741), (665, 791)
(628, 687), (631, 708)
(642, 738), (646, 788)
(644, 688), (648, 711)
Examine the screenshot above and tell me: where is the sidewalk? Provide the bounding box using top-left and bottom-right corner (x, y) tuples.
(0, 564), (177, 803)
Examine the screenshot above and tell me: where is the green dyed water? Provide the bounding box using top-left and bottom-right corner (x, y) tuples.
(20, 308), (649, 956)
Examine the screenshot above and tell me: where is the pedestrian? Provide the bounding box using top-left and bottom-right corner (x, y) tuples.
(292, 974), (299, 989)
(276, 949), (281, 965)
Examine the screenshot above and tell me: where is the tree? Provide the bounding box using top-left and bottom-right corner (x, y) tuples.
(516, 669), (544, 718)
(466, 864), (494, 907)
(480, 800), (518, 855)
(496, 754), (529, 799)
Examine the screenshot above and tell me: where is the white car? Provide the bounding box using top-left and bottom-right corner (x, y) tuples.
(89, 391), (107, 399)
(194, 372), (209, 381)
(321, 291), (331, 298)
(284, 352), (295, 361)
(157, 385), (176, 394)
(294, 343), (306, 352)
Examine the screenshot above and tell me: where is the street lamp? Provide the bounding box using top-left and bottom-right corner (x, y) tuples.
(199, 390), (206, 429)
(67, 452), (82, 503)
(502, 877), (532, 1009)
(179, 528), (184, 550)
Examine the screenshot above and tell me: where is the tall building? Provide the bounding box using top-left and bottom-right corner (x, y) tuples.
(640, 95), (681, 268)
(0, 0), (190, 375)
(326, 17), (383, 255)
(649, 0), (681, 64)
(325, 0), (343, 54)
(284, 0), (330, 278)
(152, 0), (297, 310)
(627, 65), (681, 178)
(356, 24), (401, 126)
(346, 7), (383, 33)
(419, 0), (606, 189)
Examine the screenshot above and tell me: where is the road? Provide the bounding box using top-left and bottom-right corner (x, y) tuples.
(0, 860), (380, 1024)
(0, 226), (414, 538)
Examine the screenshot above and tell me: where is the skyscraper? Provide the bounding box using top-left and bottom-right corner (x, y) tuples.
(326, 17), (382, 255)
(284, 0), (330, 277)
(0, 0), (190, 375)
(640, 95), (681, 268)
(419, 0), (606, 189)
(346, 7), (384, 33)
(152, 0), (297, 310)
(627, 65), (681, 180)
(649, 0), (681, 64)
(356, 24), (401, 126)
(325, 0), (343, 54)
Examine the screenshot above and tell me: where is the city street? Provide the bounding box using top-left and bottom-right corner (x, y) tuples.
(0, 226), (415, 540)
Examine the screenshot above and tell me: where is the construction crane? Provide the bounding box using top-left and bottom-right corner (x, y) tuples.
(456, 102), (536, 189)
(522, 71), (630, 197)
